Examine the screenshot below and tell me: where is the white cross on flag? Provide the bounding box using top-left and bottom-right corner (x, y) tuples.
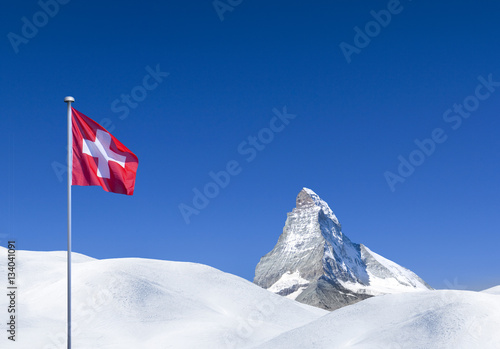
(72, 108), (138, 195)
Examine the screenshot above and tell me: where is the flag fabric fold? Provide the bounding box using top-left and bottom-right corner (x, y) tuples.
(72, 107), (138, 195)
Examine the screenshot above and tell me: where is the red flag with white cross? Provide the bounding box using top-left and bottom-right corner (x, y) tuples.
(72, 107), (138, 195)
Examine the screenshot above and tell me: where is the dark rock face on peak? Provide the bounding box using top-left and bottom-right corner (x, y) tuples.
(254, 188), (432, 311)
(296, 189), (315, 209)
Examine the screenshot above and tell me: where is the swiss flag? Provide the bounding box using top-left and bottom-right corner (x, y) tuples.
(72, 108), (138, 195)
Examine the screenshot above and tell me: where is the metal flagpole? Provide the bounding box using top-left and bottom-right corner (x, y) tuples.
(64, 96), (74, 349)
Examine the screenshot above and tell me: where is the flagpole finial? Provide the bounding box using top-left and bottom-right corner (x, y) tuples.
(64, 96), (75, 103)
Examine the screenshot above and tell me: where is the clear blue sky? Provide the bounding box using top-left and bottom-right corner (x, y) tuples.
(1, 0), (499, 291)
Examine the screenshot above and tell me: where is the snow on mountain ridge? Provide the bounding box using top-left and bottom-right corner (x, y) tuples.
(301, 187), (340, 225)
(482, 285), (500, 295)
(360, 245), (431, 291)
(268, 271), (310, 300)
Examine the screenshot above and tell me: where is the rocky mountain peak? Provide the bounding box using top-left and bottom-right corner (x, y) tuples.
(296, 188), (315, 209)
(254, 187), (432, 310)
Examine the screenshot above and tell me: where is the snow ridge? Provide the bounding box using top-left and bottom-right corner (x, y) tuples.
(254, 289), (500, 349)
(0, 247), (326, 349)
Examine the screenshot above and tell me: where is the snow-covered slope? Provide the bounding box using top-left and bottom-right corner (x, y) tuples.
(0, 247), (326, 349)
(254, 188), (431, 310)
(253, 289), (500, 349)
(1, 246), (497, 348)
(482, 285), (500, 295)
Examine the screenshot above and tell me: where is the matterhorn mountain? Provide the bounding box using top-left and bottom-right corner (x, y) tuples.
(254, 188), (432, 310)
